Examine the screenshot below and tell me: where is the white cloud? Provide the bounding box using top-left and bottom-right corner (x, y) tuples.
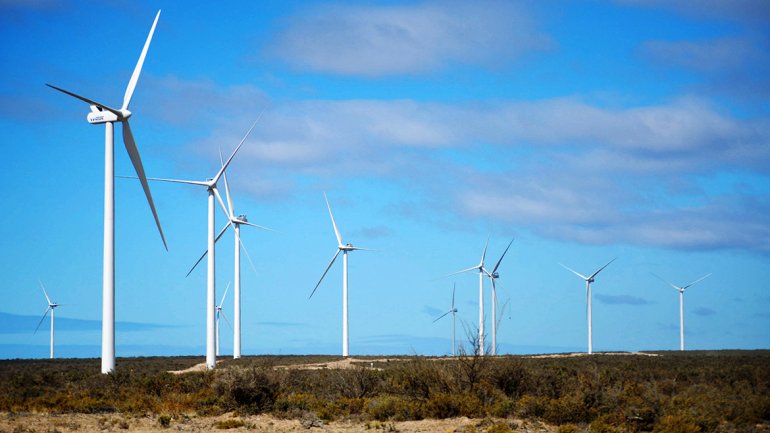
(266, 1), (551, 76)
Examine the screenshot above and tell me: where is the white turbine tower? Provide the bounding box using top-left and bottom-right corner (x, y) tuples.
(184, 149), (270, 359)
(560, 258), (616, 354)
(34, 280), (62, 359)
(143, 121), (257, 370)
(309, 193), (371, 357)
(651, 272), (711, 351)
(47, 10), (166, 374)
(433, 284), (459, 357)
(215, 282), (232, 357)
(447, 239), (488, 356)
(482, 238), (514, 356)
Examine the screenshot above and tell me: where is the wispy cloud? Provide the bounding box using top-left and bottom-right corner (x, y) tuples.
(0, 312), (174, 334)
(613, 0), (770, 25)
(693, 307), (717, 316)
(266, 1), (551, 76)
(595, 294), (651, 305)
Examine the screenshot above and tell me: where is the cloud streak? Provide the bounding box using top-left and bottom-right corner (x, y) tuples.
(266, 1), (551, 76)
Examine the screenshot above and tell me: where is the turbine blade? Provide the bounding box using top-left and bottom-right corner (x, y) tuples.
(219, 281), (231, 307)
(185, 221), (231, 277)
(33, 307), (51, 335)
(433, 310), (451, 323)
(237, 231), (259, 276)
(479, 237), (489, 267)
(324, 193), (343, 247)
(496, 298), (510, 329)
(219, 310), (233, 329)
(683, 273), (712, 290)
(559, 263), (588, 280)
(219, 148), (235, 219)
(122, 120), (167, 250)
(122, 10), (160, 110)
(212, 117), (261, 184)
(444, 265), (480, 278)
(588, 257), (617, 280)
(492, 238), (514, 274)
(46, 84), (122, 117)
(349, 246), (375, 251)
(38, 279), (52, 305)
(213, 187), (232, 222)
(309, 249), (341, 299)
(452, 284), (456, 309)
(242, 221), (273, 232)
(650, 272), (680, 291)
(121, 175), (207, 186)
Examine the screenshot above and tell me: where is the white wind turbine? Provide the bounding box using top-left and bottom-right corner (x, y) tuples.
(433, 284), (459, 357)
(309, 193), (372, 357)
(34, 280), (63, 359)
(184, 149), (270, 359)
(482, 238), (514, 356)
(215, 282), (232, 357)
(560, 258), (616, 354)
(142, 121), (257, 370)
(447, 239), (488, 356)
(47, 10), (166, 374)
(651, 272), (711, 351)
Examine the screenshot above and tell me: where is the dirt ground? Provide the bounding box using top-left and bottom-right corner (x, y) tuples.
(0, 412), (555, 433)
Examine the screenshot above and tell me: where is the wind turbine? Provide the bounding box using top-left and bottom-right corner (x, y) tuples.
(309, 193), (372, 357)
(34, 280), (62, 359)
(482, 238), (514, 356)
(447, 239), (488, 356)
(142, 121), (258, 370)
(215, 282), (232, 357)
(651, 272), (711, 351)
(184, 148), (270, 359)
(47, 10), (166, 374)
(560, 258), (616, 354)
(433, 284), (459, 357)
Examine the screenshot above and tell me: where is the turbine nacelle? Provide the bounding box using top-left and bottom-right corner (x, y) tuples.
(340, 243), (356, 251)
(238, 214), (248, 222)
(87, 106), (120, 124)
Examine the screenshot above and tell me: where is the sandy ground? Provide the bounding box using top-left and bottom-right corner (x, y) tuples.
(0, 412), (554, 433)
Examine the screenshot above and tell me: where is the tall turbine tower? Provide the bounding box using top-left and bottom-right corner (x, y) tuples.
(34, 281), (62, 359)
(482, 238), (514, 356)
(448, 239), (488, 356)
(651, 272), (711, 351)
(433, 284), (459, 357)
(560, 258), (616, 354)
(309, 193), (371, 357)
(47, 11), (167, 374)
(142, 121), (257, 369)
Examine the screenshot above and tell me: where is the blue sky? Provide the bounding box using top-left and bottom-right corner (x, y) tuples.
(1, 0), (769, 360)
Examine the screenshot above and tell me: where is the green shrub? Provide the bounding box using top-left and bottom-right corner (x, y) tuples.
(215, 418), (245, 429)
(213, 367), (277, 414)
(157, 414), (171, 428)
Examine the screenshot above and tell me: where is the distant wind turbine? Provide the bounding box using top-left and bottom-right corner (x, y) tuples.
(47, 10), (166, 374)
(482, 238), (514, 356)
(309, 193), (372, 357)
(651, 272), (711, 351)
(34, 280), (62, 359)
(560, 258), (616, 354)
(215, 282), (232, 357)
(447, 239), (488, 356)
(433, 284), (459, 357)
(142, 120), (258, 370)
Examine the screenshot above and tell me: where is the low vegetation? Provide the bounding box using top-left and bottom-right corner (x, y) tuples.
(0, 351), (768, 432)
